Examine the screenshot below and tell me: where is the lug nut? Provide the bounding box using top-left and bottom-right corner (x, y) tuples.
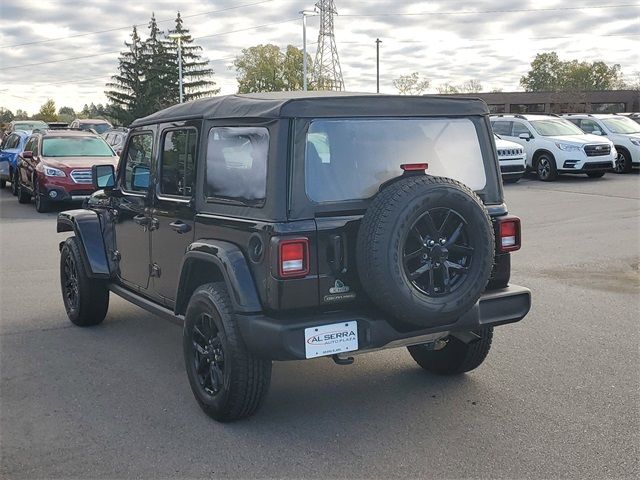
(428, 240), (435, 246)
(439, 238), (446, 245)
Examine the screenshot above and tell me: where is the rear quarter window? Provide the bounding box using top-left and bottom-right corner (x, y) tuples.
(205, 127), (269, 206)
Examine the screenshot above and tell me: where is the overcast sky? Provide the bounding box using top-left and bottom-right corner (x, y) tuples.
(0, 0), (638, 114)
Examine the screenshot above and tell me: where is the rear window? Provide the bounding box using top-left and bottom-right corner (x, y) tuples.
(205, 127), (268, 206)
(81, 123), (111, 134)
(42, 137), (114, 157)
(305, 118), (487, 203)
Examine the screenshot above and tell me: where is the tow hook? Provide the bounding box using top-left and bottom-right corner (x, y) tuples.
(332, 354), (354, 365)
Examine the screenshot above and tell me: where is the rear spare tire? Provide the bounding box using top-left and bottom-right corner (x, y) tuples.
(357, 175), (494, 329)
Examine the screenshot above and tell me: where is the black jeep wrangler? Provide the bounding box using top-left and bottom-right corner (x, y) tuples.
(57, 92), (531, 422)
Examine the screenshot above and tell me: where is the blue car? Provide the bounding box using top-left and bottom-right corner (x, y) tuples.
(0, 130), (30, 195)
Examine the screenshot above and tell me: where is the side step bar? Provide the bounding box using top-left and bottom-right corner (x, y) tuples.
(109, 284), (184, 326)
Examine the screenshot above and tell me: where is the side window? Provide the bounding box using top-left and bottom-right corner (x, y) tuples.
(160, 128), (197, 197)
(123, 133), (153, 192)
(512, 122), (532, 137)
(5, 135), (18, 149)
(579, 119), (601, 134)
(491, 121), (512, 136)
(24, 137), (37, 153)
(205, 127), (269, 205)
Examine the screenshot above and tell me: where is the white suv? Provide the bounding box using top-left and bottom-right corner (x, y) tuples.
(494, 134), (526, 183)
(562, 114), (640, 174)
(490, 114), (616, 181)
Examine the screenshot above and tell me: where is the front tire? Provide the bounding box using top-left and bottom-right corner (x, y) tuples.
(17, 174), (31, 204)
(183, 283), (272, 422)
(60, 237), (109, 326)
(613, 149), (632, 174)
(407, 327), (493, 375)
(11, 169), (18, 196)
(34, 180), (50, 213)
(535, 153), (557, 181)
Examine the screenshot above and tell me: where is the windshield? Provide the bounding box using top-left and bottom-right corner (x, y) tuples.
(601, 117), (640, 134)
(81, 123), (111, 134)
(530, 119), (585, 136)
(305, 118), (488, 203)
(14, 121), (47, 131)
(42, 137), (114, 157)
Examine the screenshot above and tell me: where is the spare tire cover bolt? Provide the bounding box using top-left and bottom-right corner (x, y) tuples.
(439, 238), (446, 245)
(428, 240), (435, 246)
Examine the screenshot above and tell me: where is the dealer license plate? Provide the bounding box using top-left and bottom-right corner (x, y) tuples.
(304, 321), (358, 359)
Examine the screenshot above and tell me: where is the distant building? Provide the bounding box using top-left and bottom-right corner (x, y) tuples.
(437, 90), (640, 114)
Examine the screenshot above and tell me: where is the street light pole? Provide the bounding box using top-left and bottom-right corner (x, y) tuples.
(169, 33), (186, 103)
(300, 9), (318, 91)
(376, 38), (382, 94)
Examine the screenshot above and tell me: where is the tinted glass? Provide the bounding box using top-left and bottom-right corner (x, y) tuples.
(24, 137), (37, 153)
(305, 118), (486, 203)
(530, 119), (584, 136)
(205, 127), (268, 205)
(13, 121), (47, 131)
(491, 121), (512, 136)
(81, 123), (110, 134)
(160, 129), (197, 197)
(42, 137), (114, 157)
(124, 133), (153, 192)
(578, 119), (602, 134)
(512, 122), (532, 136)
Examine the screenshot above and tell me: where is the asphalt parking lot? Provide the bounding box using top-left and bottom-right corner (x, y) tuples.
(1, 173), (638, 479)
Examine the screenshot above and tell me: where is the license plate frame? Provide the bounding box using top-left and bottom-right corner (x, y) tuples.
(304, 321), (358, 359)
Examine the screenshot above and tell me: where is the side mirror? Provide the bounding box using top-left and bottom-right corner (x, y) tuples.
(92, 164), (116, 190)
(518, 133), (532, 141)
(21, 150), (33, 159)
(592, 130), (603, 136)
(132, 164), (150, 190)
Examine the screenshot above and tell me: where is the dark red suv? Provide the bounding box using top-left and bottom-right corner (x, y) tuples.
(16, 129), (119, 212)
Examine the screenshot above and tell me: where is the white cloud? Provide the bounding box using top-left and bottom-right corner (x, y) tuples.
(0, 0), (637, 113)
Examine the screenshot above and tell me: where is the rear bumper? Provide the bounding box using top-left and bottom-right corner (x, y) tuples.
(237, 285), (531, 360)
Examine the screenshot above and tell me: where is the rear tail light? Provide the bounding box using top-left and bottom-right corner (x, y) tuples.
(401, 163), (428, 172)
(497, 216), (521, 252)
(279, 238), (310, 278)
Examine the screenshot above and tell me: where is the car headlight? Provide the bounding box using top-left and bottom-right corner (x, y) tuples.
(555, 143), (582, 152)
(43, 166), (66, 177)
(630, 139), (640, 146)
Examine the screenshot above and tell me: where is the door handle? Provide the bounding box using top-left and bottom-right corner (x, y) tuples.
(169, 220), (191, 234)
(133, 214), (150, 227)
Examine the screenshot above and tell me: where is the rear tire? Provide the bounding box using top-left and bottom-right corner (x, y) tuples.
(586, 171), (605, 178)
(60, 236), (109, 326)
(183, 282), (272, 422)
(535, 153), (557, 181)
(408, 327), (493, 375)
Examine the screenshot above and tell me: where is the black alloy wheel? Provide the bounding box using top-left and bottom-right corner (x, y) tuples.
(190, 312), (226, 396)
(613, 150), (631, 174)
(403, 207), (473, 297)
(536, 155), (557, 181)
(62, 253), (80, 313)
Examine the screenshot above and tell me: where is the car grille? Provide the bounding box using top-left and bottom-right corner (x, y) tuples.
(583, 162), (612, 170)
(497, 148), (524, 157)
(584, 144), (611, 157)
(70, 169), (92, 184)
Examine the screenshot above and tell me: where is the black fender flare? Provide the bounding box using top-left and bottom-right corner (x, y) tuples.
(175, 240), (262, 315)
(57, 209), (110, 279)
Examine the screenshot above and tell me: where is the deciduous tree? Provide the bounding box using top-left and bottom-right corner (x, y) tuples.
(393, 72), (430, 95)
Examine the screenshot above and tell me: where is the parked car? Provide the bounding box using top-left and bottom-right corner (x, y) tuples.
(490, 114), (616, 181)
(69, 118), (113, 135)
(7, 120), (48, 133)
(0, 130), (29, 194)
(102, 127), (129, 156)
(494, 133), (526, 183)
(16, 129), (118, 212)
(57, 92), (531, 422)
(562, 114), (640, 173)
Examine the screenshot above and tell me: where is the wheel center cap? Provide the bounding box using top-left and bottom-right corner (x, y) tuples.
(429, 244), (449, 262)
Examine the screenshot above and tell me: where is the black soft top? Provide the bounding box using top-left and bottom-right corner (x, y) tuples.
(130, 92), (489, 127)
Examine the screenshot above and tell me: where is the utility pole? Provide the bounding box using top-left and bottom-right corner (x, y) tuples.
(300, 9), (318, 91)
(376, 38), (382, 93)
(169, 33), (187, 103)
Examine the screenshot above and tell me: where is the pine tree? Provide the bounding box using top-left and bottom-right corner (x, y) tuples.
(143, 13), (178, 111)
(105, 26), (146, 125)
(167, 12), (220, 101)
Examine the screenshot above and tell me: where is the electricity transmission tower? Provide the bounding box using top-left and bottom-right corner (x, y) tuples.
(312, 0), (345, 91)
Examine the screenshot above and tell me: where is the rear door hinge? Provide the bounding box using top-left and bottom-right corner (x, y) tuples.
(150, 263), (161, 278)
(111, 250), (121, 262)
